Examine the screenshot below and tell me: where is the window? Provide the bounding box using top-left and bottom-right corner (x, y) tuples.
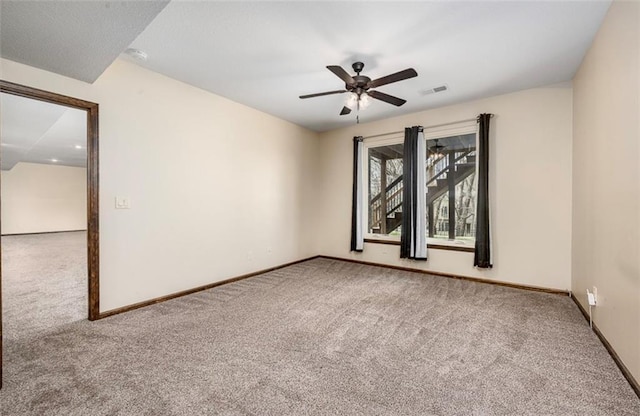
(366, 141), (404, 236)
(425, 130), (477, 245)
(363, 122), (478, 247)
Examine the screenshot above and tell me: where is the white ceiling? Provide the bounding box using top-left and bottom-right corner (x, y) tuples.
(0, 1), (610, 132)
(127, 1), (611, 131)
(1, 93), (87, 171)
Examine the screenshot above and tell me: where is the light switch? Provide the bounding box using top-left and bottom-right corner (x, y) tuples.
(115, 196), (131, 209)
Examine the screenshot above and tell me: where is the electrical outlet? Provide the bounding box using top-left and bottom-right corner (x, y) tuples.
(593, 286), (598, 305)
(587, 289), (597, 306)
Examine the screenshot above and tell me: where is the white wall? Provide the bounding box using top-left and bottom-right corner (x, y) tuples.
(317, 86), (573, 290)
(1, 58), (320, 312)
(1, 162), (87, 234)
(572, 0), (640, 381)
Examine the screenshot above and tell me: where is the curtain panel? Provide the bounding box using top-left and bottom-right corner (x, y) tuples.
(474, 114), (493, 268)
(350, 136), (364, 252)
(400, 126), (427, 260)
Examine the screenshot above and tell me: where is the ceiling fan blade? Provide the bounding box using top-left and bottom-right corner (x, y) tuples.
(327, 65), (355, 85)
(299, 90), (347, 99)
(368, 90), (407, 107)
(340, 106), (352, 116)
(367, 68), (418, 89)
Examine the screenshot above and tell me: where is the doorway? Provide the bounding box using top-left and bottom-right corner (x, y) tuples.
(0, 80), (99, 389)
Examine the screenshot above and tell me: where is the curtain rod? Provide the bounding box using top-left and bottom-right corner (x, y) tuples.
(362, 115), (493, 140)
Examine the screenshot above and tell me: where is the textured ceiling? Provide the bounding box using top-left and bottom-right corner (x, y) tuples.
(0, 0), (169, 82)
(0, 1), (610, 132)
(1, 93), (87, 170)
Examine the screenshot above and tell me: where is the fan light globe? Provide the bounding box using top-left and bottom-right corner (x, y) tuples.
(345, 92), (358, 109)
(359, 92), (371, 109)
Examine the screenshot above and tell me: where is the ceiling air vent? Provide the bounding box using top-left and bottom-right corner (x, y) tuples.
(421, 85), (448, 95)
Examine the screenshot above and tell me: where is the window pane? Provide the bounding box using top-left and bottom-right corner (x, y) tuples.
(454, 171), (477, 241)
(429, 192), (450, 239)
(425, 133), (477, 242)
(368, 143), (403, 236)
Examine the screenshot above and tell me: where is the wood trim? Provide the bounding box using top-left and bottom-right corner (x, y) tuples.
(98, 256), (322, 319)
(1, 230), (86, 237)
(319, 255), (568, 295)
(364, 238), (475, 253)
(364, 238), (400, 246)
(426, 243), (474, 253)
(0, 81), (100, 390)
(86, 103), (100, 321)
(0, 80), (97, 110)
(570, 293), (640, 399)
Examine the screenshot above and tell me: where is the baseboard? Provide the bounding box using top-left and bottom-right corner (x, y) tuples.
(570, 293), (640, 399)
(98, 255), (321, 319)
(318, 255), (568, 295)
(1, 229), (86, 236)
(100, 253), (564, 317)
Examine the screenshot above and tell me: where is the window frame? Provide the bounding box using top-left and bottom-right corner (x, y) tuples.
(362, 120), (479, 249)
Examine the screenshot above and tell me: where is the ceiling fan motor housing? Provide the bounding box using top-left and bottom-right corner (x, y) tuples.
(348, 76), (372, 94)
(349, 62), (371, 94)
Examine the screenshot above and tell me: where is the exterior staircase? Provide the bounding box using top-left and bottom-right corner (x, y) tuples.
(425, 153), (475, 206)
(369, 150), (475, 235)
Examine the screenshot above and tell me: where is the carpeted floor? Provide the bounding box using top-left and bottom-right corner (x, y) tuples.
(1, 256), (638, 415)
(1, 232), (87, 341)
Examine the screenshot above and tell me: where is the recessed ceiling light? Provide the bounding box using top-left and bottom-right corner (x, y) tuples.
(51, 159), (59, 163)
(75, 145), (83, 149)
(124, 48), (148, 62)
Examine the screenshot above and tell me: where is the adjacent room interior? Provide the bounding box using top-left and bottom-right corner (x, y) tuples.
(0, 0), (638, 414)
(0, 93), (88, 341)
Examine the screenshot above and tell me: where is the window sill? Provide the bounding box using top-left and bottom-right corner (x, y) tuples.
(363, 238), (475, 253)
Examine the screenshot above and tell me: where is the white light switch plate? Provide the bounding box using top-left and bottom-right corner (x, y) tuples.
(115, 196), (131, 209)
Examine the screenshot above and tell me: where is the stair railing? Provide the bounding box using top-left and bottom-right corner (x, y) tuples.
(370, 175), (403, 230)
(426, 149), (474, 188)
(369, 149), (475, 232)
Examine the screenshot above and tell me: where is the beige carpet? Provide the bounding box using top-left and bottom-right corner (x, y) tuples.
(1, 256), (638, 415)
(1, 231), (87, 342)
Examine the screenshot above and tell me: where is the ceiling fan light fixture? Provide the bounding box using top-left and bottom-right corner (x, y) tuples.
(359, 92), (371, 109)
(345, 92), (358, 109)
(429, 139), (445, 160)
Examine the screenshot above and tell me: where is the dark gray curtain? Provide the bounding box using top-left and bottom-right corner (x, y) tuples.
(400, 126), (427, 260)
(350, 136), (364, 252)
(474, 114), (492, 268)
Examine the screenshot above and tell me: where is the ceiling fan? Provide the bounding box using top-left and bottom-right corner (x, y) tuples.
(429, 139), (446, 158)
(299, 62), (418, 116)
